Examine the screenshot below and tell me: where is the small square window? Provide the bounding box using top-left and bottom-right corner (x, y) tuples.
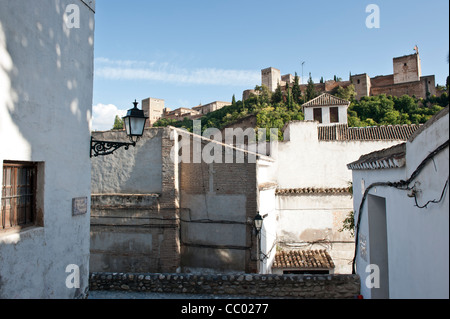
(1, 161), (39, 231)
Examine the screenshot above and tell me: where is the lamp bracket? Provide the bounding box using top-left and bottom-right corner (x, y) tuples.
(90, 137), (136, 158)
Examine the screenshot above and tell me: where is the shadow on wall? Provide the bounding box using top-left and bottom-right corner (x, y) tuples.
(1, 1), (95, 162)
(123, 132), (163, 194)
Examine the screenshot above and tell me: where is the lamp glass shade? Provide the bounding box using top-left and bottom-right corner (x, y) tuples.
(254, 213), (263, 231)
(124, 116), (146, 136)
(122, 101), (148, 137)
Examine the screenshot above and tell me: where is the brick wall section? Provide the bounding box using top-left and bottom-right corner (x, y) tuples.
(89, 272), (361, 299)
(178, 131), (259, 273)
(159, 128), (181, 271)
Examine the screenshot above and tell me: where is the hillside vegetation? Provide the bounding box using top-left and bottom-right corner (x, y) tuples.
(154, 78), (448, 140)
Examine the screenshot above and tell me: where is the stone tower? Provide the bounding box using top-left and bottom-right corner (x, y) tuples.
(350, 73), (371, 99)
(393, 52), (422, 84)
(261, 67), (281, 92)
(142, 97), (165, 127)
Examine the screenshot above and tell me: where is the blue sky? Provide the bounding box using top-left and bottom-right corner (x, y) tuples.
(92, 0), (449, 131)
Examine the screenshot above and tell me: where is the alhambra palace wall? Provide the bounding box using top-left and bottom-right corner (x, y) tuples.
(247, 52), (436, 101)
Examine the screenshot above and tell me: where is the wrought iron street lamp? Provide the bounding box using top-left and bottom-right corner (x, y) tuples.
(254, 212), (263, 235)
(254, 212), (264, 268)
(90, 100), (148, 157)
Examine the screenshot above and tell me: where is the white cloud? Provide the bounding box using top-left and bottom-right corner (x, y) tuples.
(92, 103), (127, 131)
(94, 57), (260, 87)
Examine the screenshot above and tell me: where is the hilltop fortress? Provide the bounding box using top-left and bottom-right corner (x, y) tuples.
(142, 50), (438, 127)
(244, 50), (436, 101)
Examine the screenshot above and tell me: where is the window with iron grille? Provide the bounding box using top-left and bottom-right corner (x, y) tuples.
(1, 162), (37, 231)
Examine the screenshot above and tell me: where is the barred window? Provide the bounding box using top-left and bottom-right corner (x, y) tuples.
(1, 162), (37, 231)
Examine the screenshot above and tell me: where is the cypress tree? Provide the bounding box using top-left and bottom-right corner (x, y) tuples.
(272, 83), (283, 104)
(292, 72), (302, 105)
(306, 73), (317, 102)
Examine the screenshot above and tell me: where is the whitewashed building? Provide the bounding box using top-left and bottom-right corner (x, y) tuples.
(272, 118), (423, 274)
(302, 93), (350, 125)
(0, 0), (95, 298)
(348, 107), (449, 299)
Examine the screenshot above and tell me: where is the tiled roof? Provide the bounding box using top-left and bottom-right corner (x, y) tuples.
(318, 124), (422, 141)
(347, 107), (449, 170)
(276, 187), (351, 195)
(347, 143), (407, 170)
(302, 93), (350, 108)
(273, 250), (335, 269)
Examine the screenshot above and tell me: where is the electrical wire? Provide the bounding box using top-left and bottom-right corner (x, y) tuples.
(413, 178), (449, 209)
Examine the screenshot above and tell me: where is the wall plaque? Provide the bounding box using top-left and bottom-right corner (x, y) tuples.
(359, 233), (368, 262)
(72, 197), (88, 216)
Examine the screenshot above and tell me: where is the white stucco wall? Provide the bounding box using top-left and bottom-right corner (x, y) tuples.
(0, 0), (95, 298)
(276, 121), (404, 189)
(353, 110), (449, 299)
(256, 157), (278, 274)
(276, 194), (355, 274)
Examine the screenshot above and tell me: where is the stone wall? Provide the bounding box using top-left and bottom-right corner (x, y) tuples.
(90, 194), (181, 273)
(89, 272), (361, 299)
(370, 76), (436, 99)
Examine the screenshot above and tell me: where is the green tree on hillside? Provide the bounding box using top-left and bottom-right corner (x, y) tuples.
(335, 84), (357, 101)
(272, 84), (283, 104)
(112, 115), (124, 130)
(305, 73), (317, 102)
(285, 82), (293, 110)
(292, 73), (302, 105)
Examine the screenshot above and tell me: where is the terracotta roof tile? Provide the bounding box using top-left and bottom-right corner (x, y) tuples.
(276, 187), (351, 195)
(347, 143), (406, 170)
(273, 250), (335, 269)
(302, 93), (350, 108)
(318, 124), (422, 141)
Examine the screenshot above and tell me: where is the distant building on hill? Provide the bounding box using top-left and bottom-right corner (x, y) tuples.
(141, 98), (231, 125)
(142, 97), (166, 128)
